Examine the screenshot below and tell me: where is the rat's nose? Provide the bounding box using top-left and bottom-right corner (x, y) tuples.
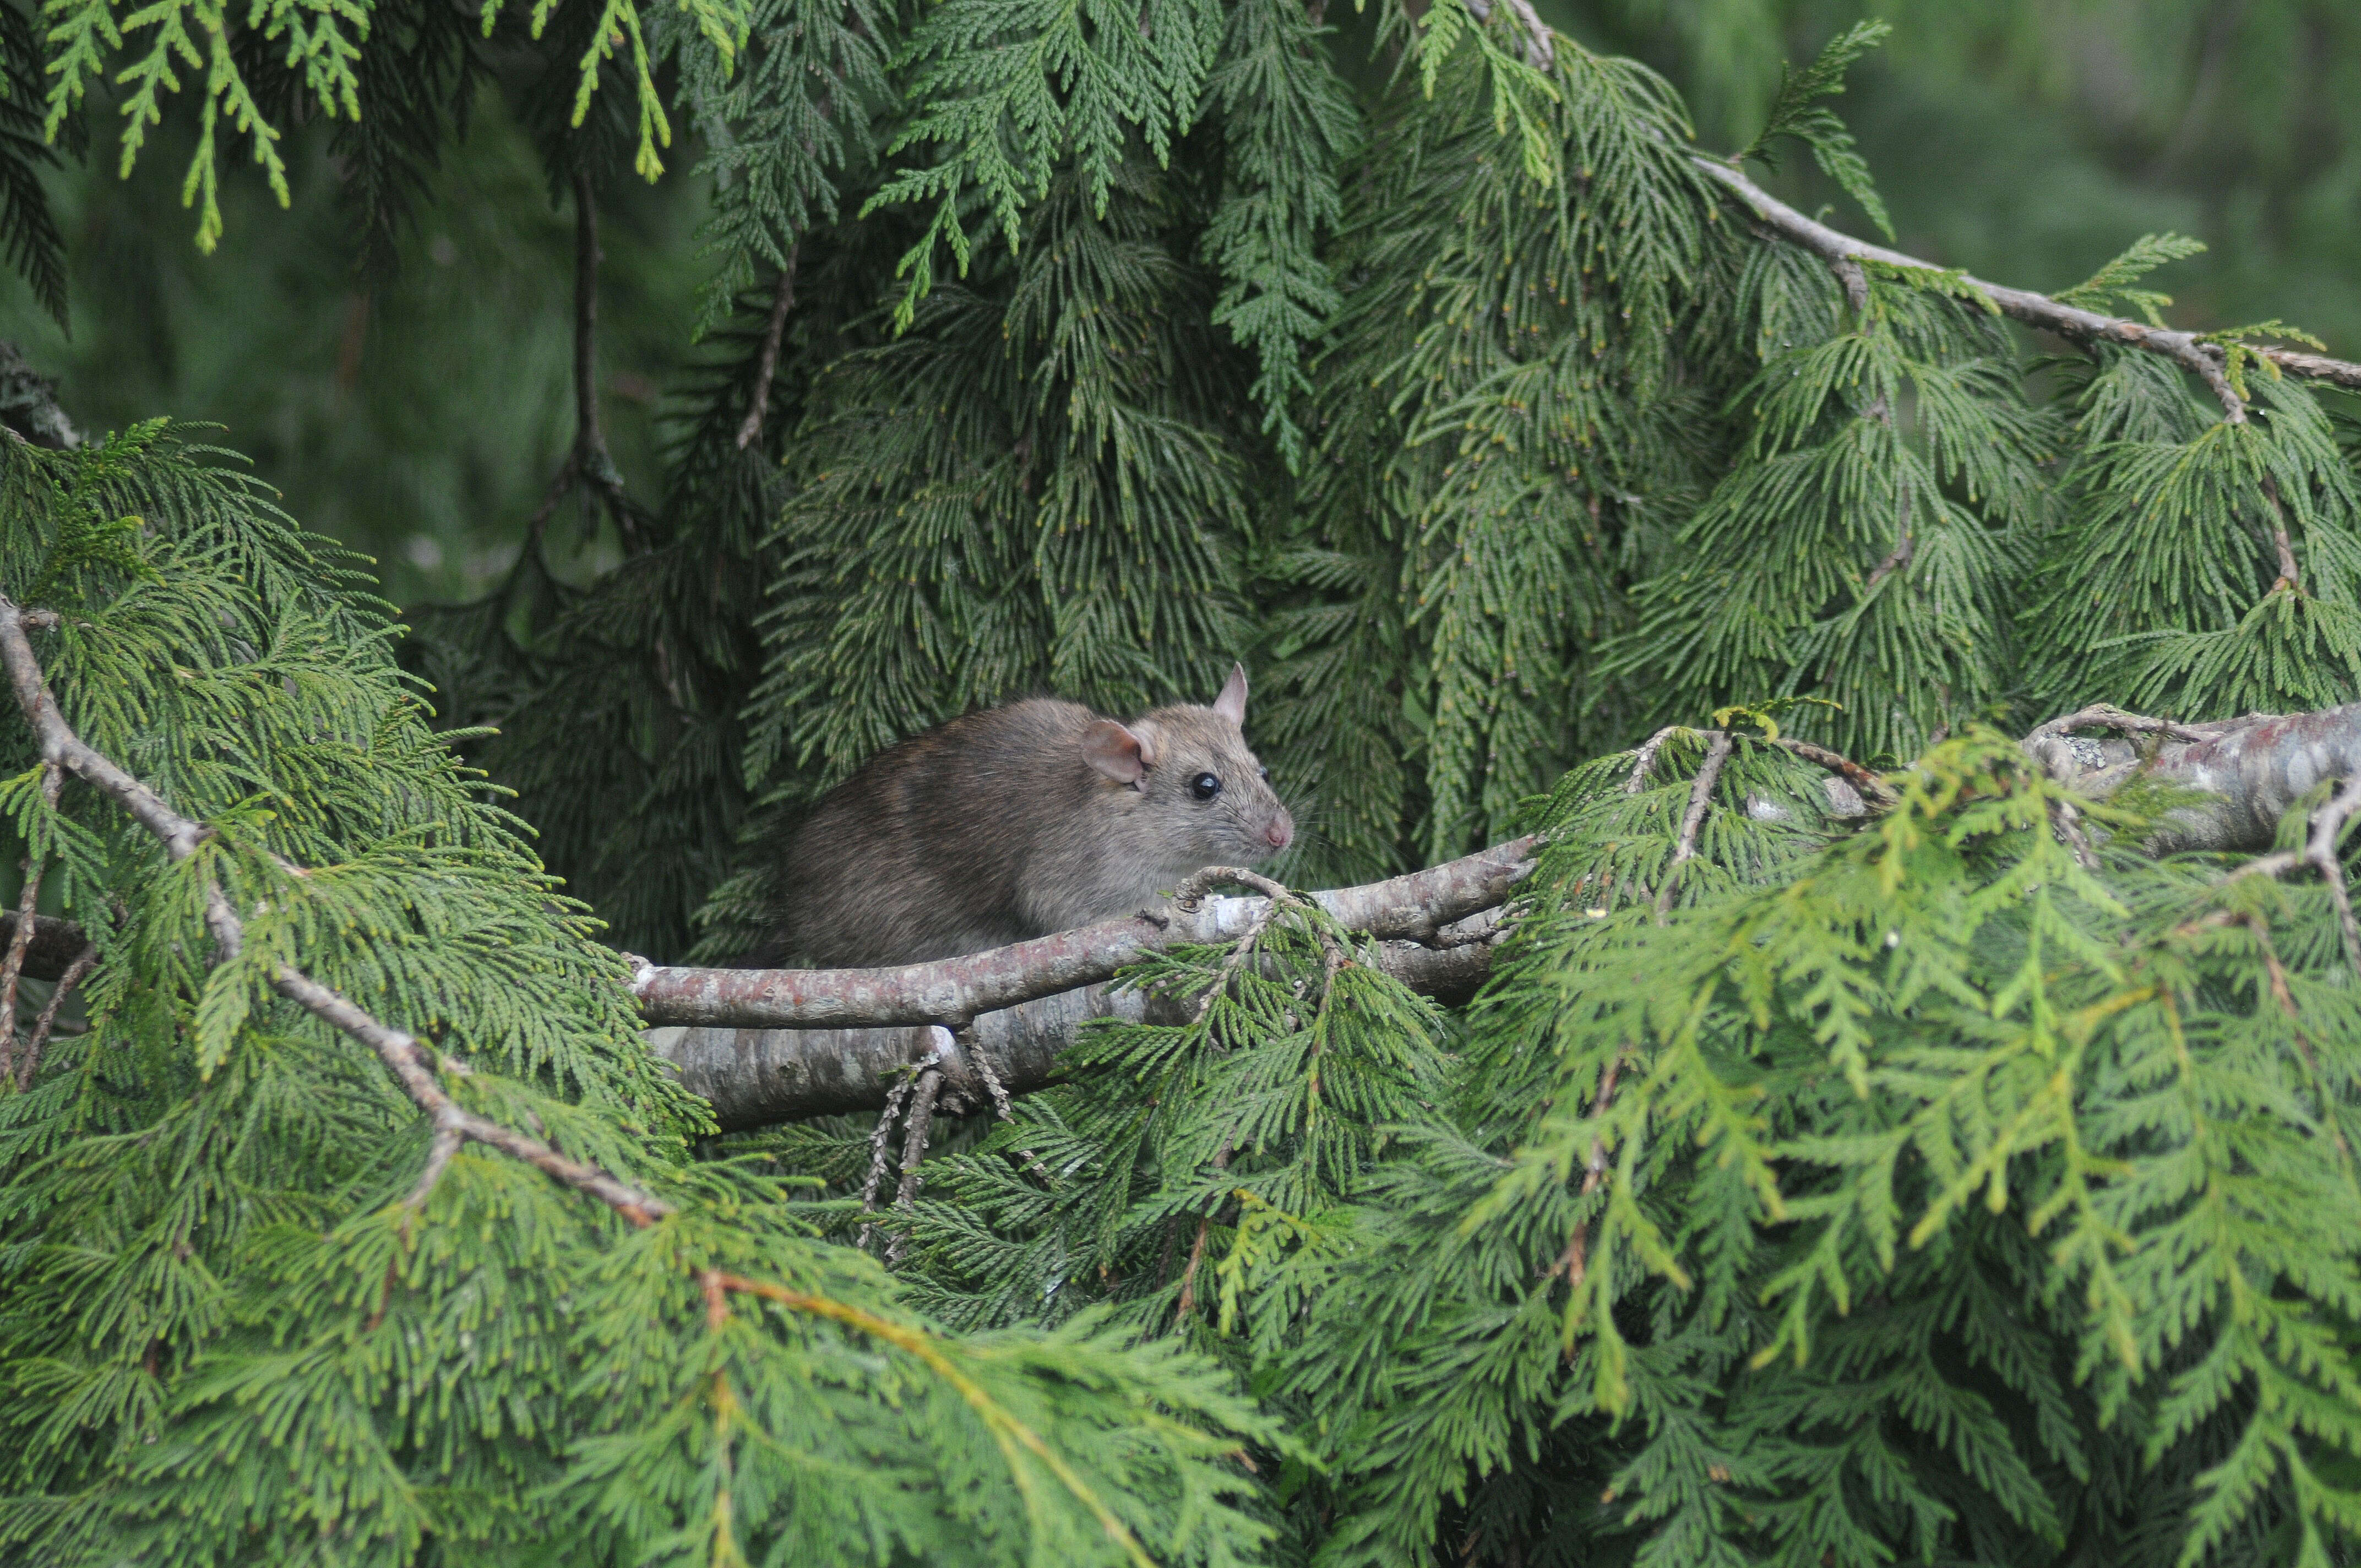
(1265, 814), (1293, 851)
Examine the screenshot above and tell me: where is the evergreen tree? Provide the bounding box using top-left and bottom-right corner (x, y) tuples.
(8, 2), (2361, 1564)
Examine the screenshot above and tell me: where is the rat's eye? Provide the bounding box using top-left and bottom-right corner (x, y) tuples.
(1258, 764), (1269, 781)
(1191, 772), (1222, 801)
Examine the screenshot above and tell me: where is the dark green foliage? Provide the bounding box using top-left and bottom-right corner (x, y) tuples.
(0, 0), (72, 327)
(12, 1), (2361, 1565)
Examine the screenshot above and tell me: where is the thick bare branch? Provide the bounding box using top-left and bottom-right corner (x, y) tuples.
(2024, 702), (2361, 854)
(1694, 158), (2361, 422)
(651, 935), (1499, 1130)
(629, 836), (1535, 1030)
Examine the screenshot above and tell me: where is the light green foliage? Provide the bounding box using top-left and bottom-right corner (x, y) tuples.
(32, 0), (749, 249)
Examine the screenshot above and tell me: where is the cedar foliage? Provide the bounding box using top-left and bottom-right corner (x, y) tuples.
(8, 3), (2361, 1566)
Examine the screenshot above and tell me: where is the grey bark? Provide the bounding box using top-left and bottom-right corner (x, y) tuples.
(2023, 702), (2361, 852)
(656, 935), (1497, 1131)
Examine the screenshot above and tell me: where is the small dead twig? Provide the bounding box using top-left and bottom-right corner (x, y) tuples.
(969, 1026), (1054, 1185)
(855, 1068), (920, 1252)
(1461, 0), (1553, 68)
(0, 763), (60, 1076)
(2048, 798), (2102, 871)
(1656, 731), (1734, 919)
(1176, 1133), (1239, 1327)
(884, 1066), (944, 1266)
(2262, 474), (2302, 592)
(735, 247), (799, 450)
(2231, 911), (2349, 1161)
(1545, 1049), (1627, 1295)
(404, 1126), (465, 1211)
(1861, 486), (1914, 594)
(1171, 866), (1328, 1022)
(524, 171), (647, 559)
(2308, 779), (2361, 973)
(2225, 775), (2361, 973)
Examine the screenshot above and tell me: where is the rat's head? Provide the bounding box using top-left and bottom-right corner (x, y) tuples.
(1079, 664), (1294, 872)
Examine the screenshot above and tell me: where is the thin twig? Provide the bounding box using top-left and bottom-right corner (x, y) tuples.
(524, 172), (644, 559)
(2222, 775), (2361, 973)
(14, 940), (94, 1088)
(735, 246), (799, 450)
(405, 1125), (465, 1210)
(2048, 798), (2101, 871)
(1656, 731), (1734, 919)
(1460, 0), (1553, 68)
(1861, 486), (1913, 593)
(0, 831), (48, 1068)
(1770, 737), (1897, 807)
(1546, 1049), (1625, 1293)
(2306, 777), (2361, 972)
(2231, 909), (2352, 1163)
(2262, 473), (2302, 591)
(1693, 158), (2361, 420)
(969, 1026), (1053, 1184)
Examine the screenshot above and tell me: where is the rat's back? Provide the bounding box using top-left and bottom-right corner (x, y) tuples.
(766, 667), (1292, 970)
(777, 699), (1096, 967)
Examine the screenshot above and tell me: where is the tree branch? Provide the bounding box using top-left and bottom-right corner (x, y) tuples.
(657, 703), (2361, 1128)
(629, 836), (1536, 1029)
(1692, 158), (2361, 421)
(0, 591), (672, 1222)
(1460, 0), (1553, 69)
(526, 172), (647, 555)
(2022, 701), (2361, 854)
(735, 245), (798, 450)
(1656, 729), (1733, 917)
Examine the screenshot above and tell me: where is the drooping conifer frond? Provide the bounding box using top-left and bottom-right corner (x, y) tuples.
(17, 4), (2361, 1564)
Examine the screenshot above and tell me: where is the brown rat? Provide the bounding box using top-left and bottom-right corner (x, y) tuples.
(770, 665), (1294, 968)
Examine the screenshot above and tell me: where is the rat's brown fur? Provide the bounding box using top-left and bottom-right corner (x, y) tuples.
(772, 670), (1294, 968)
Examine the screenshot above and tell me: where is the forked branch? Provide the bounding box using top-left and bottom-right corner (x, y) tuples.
(526, 170), (648, 554)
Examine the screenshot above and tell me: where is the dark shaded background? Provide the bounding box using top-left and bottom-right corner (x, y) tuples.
(3, 0), (2353, 611)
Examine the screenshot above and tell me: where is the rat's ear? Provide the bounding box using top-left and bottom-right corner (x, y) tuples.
(1211, 662), (1248, 727)
(1082, 720), (1157, 786)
